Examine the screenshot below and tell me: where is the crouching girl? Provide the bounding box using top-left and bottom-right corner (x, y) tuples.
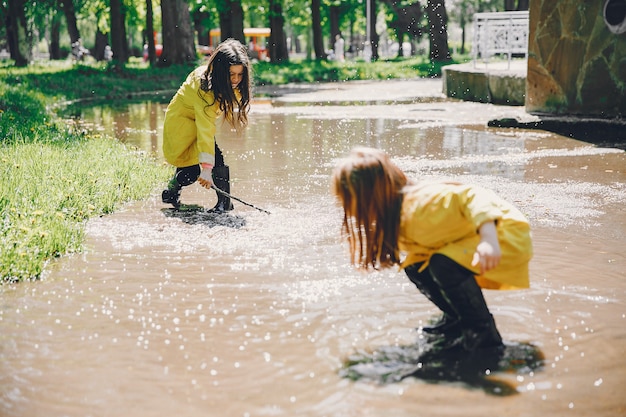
(332, 147), (533, 353)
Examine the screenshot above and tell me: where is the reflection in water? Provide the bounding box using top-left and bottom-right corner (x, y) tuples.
(161, 206), (247, 228)
(3, 98), (625, 417)
(341, 339), (545, 397)
(61, 100), (168, 158)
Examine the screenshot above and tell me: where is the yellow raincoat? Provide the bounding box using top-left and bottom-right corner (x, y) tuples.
(398, 182), (532, 290)
(162, 66), (241, 168)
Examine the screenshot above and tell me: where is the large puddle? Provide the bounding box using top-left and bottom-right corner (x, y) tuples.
(1, 88), (625, 416)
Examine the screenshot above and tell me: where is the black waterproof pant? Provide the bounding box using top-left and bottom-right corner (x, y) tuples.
(173, 142), (225, 187)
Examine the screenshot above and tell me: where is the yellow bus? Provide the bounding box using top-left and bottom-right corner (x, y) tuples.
(208, 28), (271, 60)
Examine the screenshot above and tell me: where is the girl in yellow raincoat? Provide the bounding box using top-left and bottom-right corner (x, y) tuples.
(332, 147), (533, 353)
(162, 39), (252, 211)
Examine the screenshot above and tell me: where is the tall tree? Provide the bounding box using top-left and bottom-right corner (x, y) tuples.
(311, 0), (325, 59)
(367, 0), (380, 61)
(49, 10), (63, 59)
(110, 0), (129, 63)
(268, 0), (289, 62)
(59, 0), (80, 45)
(145, 0), (157, 64)
(329, 4), (340, 48)
(217, 0), (245, 43)
(192, 8), (211, 46)
(93, 29), (107, 60)
(385, 0), (423, 57)
(425, 0), (450, 62)
(159, 0), (196, 66)
(6, 0), (31, 66)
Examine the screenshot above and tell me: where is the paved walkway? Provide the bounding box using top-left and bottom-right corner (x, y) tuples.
(252, 77), (536, 128)
(254, 78), (446, 104)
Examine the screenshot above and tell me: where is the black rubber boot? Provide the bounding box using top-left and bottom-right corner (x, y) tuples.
(211, 165), (234, 212)
(162, 177), (181, 209)
(438, 277), (503, 352)
(405, 264), (461, 338)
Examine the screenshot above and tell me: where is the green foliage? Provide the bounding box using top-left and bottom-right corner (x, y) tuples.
(0, 82), (50, 141)
(1, 135), (169, 282)
(0, 60), (195, 102)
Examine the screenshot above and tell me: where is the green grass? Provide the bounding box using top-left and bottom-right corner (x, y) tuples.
(1, 65), (171, 282)
(0, 55), (465, 100)
(253, 56), (455, 85)
(1, 135), (169, 282)
(0, 55), (465, 282)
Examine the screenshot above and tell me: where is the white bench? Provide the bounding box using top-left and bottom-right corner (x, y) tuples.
(472, 11), (529, 68)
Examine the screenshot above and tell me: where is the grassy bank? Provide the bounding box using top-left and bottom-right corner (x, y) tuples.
(1, 135), (169, 281)
(0, 55), (460, 100)
(1, 70), (171, 282)
(1, 55), (461, 282)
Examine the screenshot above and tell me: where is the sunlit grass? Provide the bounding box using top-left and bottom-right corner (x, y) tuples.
(1, 133), (169, 282)
(1, 77), (170, 282)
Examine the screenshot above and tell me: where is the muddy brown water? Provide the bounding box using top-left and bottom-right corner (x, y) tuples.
(1, 91), (625, 416)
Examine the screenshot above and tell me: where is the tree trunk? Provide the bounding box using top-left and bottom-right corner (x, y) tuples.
(268, 0), (289, 62)
(230, 0), (245, 43)
(93, 29), (107, 61)
(59, 0), (80, 44)
(193, 10), (211, 46)
(159, 0), (196, 66)
(49, 10), (62, 60)
(146, 0), (156, 65)
(120, 7), (130, 59)
(311, 0), (325, 59)
(368, 0), (379, 61)
(329, 5), (340, 49)
(426, 0), (451, 62)
(110, 0), (128, 63)
(6, 0), (31, 66)
(219, 5), (232, 39)
(217, 0), (245, 43)
(460, 24), (466, 55)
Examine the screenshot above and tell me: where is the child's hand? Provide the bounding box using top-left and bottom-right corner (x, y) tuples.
(198, 164), (214, 189)
(472, 221), (502, 274)
(472, 241), (501, 274)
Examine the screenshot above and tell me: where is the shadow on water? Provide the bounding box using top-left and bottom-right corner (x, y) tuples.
(340, 340), (545, 397)
(161, 205), (247, 228)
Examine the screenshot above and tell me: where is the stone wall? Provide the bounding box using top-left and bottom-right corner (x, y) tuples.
(526, 0), (626, 118)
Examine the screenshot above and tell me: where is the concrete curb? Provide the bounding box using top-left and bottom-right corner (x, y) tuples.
(442, 61), (527, 106)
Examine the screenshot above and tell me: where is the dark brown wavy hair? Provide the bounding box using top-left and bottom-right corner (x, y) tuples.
(332, 147), (407, 270)
(200, 38), (252, 133)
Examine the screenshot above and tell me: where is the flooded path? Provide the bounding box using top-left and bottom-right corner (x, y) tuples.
(1, 80), (625, 416)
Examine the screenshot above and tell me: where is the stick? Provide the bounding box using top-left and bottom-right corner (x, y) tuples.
(211, 186), (271, 214)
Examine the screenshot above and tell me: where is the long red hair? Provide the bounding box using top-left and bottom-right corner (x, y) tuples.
(332, 147), (407, 270)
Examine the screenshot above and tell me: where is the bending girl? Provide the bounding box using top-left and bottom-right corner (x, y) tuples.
(162, 38), (252, 211)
